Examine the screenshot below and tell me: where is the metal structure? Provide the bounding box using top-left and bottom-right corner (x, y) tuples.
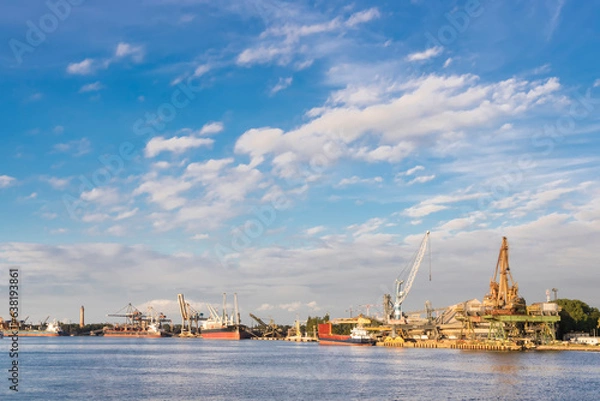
(249, 313), (283, 338)
(386, 231), (431, 322)
(177, 293), (204, 336)
(482, 237), (526, 313)
(454, 237), (560, 344)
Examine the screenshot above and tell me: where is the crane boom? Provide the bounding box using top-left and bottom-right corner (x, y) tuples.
(394, 231), (430, 320)
(178, 294), (189, 321)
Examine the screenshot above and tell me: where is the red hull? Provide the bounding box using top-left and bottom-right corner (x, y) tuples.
(318, 339), (374, 346)
(201, 325), (251, 340)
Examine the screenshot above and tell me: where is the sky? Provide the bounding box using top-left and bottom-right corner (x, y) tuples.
(1, 0), (599, 326)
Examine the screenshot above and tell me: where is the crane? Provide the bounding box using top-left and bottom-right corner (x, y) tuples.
(249, 313), (283, 338)
(178, 294), (204, 336)
(482, 237), (526, 313)
(392, 231), (430, 321)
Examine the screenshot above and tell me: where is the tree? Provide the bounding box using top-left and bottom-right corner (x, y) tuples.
(555, 299), (600, 338)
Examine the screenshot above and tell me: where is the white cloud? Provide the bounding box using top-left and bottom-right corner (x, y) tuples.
(145, 135), (213, 157)
(53, 138), (91, 157)
(403, 165), (425, 176)
(443, 58), (452, 68)
(53, 125), (64, 134)
(257, 303), (274, 311)
(115, 42), (144, 62)
(50, 228), (68, 235)
(67, 58), (95, 75)
(80, 187), (121, 205)
(179, 14), (195, 23)
(336, 176), (383, 187)
(407, 175), (436, 185)
(403, 204), (448, 218)
(115, 208), (138, 221)
(347, 217), (385, 237)
(594, 79), (600, 88)
(43, 176), (71, 189)
(191, 233), (209, 240)
(235, 74), (563, 180)
(134, 174), (192, 210)
(0, 175), (16, 188)
(26, 192), (38, 199)
(107, 225), (126, 237)
(79, 81), (104, 93)
(346, 8), (381, 27)
(406, 46), (443, 62)
(270, 77), (293, 95)
(305, 226), (326, 236)
(198, 122), (224, 136)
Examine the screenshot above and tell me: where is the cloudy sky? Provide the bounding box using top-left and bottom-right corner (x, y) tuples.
(1, 0), (599, 325)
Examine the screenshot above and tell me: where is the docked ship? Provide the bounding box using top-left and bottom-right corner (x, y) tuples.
(201, 293), (251, 340)
(103, 322), (172, 338)
(318, 322), (375, 346)
(0, 317), (67, 337)
(103, 303), (172, 338)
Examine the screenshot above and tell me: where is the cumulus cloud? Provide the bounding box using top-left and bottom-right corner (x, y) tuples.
(67, 58), (95, 75)
(0, 175), (16, 188)
(79, 81), (104, 93)
(145, 135), (213, 157)
(406, 46), (443, 62)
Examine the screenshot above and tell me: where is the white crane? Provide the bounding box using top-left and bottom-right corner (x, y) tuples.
(393, 231), (430, 320)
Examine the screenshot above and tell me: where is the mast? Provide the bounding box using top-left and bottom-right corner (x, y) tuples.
(234, 293), (240, 325)
(222, 293), (227, 323)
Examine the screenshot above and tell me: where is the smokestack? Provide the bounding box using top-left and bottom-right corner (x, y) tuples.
(79, 306), (85, 328)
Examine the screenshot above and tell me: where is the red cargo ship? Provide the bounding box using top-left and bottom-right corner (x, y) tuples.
(201, 293), (251, 340)
(318, 323), (375, 346)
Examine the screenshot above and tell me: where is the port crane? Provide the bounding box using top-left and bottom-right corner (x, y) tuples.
(177, 294), (205, 336)
(482, 236), (525, 313)
(387, 231), (431, 322)
(249, 313), (283, 338)
(107, 303), (144, 325)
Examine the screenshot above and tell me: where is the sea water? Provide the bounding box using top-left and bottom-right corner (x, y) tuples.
(1, 337), (599, 400)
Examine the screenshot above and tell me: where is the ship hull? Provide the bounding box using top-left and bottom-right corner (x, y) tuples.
(102, 326), (172, 338)
(2, 331), (65, 337)
(317, 323), (375, 346)
(318, 335), (375, 346)
(201, 326), (251, 340)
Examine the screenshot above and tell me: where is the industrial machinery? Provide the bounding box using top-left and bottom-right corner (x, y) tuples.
(177, 293), (205, 337)
(249, 313), (283, 338)
(455, 237), (560, 344)
(482, 236), (526, 314)
(385, 231), (431, 323)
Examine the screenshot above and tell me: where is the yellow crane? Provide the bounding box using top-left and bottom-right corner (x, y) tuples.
(482, 237), (526, 313)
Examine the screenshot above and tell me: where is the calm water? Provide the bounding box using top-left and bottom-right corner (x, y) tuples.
(1, 337), (599, 400)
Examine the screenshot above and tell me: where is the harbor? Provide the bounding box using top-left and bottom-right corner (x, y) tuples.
(4, 234), (598, 353)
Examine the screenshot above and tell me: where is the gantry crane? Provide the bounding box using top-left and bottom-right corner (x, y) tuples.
(386, 231), (431, 322)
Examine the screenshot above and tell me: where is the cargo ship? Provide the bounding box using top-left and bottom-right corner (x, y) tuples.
(1, 317), (67, 337)
(104, 303), (172, 338)
(201, 293), (251, 340)
(103, 322), (172, 338)
(318, 323), (375, 346)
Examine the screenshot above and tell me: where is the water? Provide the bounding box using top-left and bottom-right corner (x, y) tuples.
(1, 337), (599, 400)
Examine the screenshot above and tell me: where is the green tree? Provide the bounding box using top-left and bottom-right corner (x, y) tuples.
(555, 299), (600, 338)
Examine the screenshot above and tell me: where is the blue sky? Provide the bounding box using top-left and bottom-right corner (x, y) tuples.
(1, 0), (599, 325)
